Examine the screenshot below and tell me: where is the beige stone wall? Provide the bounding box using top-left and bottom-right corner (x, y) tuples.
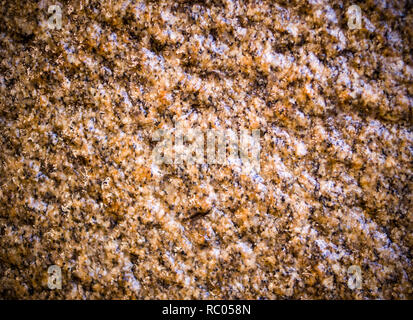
(0, 0), (412, 299)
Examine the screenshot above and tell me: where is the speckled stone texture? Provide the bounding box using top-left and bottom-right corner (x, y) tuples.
(0, 0), (412, 299)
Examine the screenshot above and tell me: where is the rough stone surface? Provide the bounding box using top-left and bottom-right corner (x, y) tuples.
(0, 0), (412, 299)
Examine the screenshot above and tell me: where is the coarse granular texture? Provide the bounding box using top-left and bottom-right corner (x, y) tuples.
(0, 0), (412, 299)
